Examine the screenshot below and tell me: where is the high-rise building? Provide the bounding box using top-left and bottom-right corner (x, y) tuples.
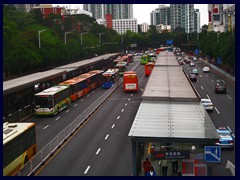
(150, 5), (170, 26)
(112, 19), (138, 34)
(83, 4), (133, 20)
(208, 4), (235, 33)
(170, 4), (195, 33)
(194, 9), (201, 33)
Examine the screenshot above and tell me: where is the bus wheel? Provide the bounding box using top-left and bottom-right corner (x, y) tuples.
(24, 156), (29, 164)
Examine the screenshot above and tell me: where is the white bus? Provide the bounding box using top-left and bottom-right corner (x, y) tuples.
(34, 85), (71, 116)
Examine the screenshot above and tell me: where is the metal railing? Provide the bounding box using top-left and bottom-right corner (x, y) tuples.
(17, 62), (140, 176)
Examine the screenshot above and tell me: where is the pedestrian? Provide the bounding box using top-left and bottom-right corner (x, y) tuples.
(143, 157), (151, 176)
(172, 159), (178, 175)
(161, 159), (169, 176)
(146, 166), (157, 176)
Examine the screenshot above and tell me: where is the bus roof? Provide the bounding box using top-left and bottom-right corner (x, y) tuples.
(88, 70), (104, 75)
(124, 71), (136, 75)
(59, 77), (87, 86)
(35, 85), (69, 96)
(103, 69), (119, 76)
(3, 122), (35, 144)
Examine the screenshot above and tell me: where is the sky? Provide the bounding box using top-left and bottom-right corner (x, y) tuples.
(53, 4), (208, 26)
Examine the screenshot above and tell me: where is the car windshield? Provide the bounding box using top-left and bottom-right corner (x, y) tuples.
(218, 132), (230, 136)
(202, 100), (211, 103)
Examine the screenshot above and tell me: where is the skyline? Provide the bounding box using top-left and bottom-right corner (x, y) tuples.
(53, 4), (208, 26)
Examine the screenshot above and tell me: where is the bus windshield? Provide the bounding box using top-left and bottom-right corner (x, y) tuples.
(34, 96), (53, 108)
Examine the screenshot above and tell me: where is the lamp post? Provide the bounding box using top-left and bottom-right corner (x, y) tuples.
(81, 32), (88, 45)
(64, 31), (73, 45)
(99, 33), (104, 44)
(38, 29), (48, 48)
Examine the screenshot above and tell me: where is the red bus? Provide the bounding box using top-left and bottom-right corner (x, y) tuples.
(145, 62), (155, 76)
(123, 71), (138, 92)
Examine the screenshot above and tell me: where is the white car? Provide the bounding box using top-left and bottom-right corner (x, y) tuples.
(202, 66), (210, 72)
(193, 57), (197, 61)
(201, 99), (213, 111)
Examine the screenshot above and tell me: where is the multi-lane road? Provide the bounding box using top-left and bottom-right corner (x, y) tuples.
(182, 60), (235, 176)
(25, 55), (235, 176)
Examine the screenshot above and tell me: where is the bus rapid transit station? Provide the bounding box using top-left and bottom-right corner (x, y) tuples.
(3, 53), (119, 123)
(128, 51), (220, 176)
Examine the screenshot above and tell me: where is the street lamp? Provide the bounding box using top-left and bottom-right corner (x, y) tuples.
(99, 33), (104, 44)
(38, 29), (48, 48)
(64, 31), (73, 45)
(81, 32), (88, 45)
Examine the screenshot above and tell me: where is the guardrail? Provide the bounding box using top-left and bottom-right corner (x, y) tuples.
(17, 63), (140, 176)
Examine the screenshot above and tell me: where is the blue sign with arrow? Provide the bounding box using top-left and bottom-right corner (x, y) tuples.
(204, 146), (221, 163)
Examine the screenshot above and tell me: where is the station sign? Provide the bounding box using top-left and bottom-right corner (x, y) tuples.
(153, 150), (190, 160)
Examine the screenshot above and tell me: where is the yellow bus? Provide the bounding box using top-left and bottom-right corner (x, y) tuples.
(3, 122), (37, 176)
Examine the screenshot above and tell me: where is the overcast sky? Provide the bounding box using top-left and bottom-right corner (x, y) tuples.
(53, 4), (208, 26)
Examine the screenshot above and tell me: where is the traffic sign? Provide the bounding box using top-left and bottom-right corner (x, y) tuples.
(204, 146), (221, 163)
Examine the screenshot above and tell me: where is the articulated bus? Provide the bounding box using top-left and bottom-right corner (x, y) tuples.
(78, 70), (104, 91)
(145, 62), (155, 76)
(123, 71), (138, 92)
(102, 69), (120, 89)
(115, 61), (128, 77)
(3, 122), (37, 176)
(34, 85), (71, 116)
(59, 77), (89, 102)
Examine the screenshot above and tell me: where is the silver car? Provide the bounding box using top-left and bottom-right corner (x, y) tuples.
(201, 99), (213, 111)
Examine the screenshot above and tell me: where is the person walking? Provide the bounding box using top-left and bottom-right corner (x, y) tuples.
(143, 158), (151, 176)
(146, 166), (157, 176)
(172, 159), (178, 175)
(161, 159), (169, 176)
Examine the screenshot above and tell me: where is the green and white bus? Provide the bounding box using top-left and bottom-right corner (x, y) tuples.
(115, 61), (128, 77)
(34, 85), (71, 116)
(140, 55), (150, 65)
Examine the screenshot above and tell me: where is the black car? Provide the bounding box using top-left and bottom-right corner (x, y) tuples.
(189, 74), (197, 82)
(215, 82), (226, 93)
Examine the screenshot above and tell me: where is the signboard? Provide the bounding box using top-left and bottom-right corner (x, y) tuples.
(153, 150), (190, 160)
(217, 56), (222, 64)
(195, 49), (199, 55)
(204, 146), (221, 163)
(166, 39), (173, 45)
(130, 44), (137, 48)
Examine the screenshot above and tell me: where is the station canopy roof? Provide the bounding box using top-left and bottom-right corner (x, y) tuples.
(128, 100), (219, 142)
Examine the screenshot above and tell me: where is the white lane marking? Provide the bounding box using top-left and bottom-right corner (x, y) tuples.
(227, 95), (232, 100)
(74, 104), (78, 107)
(43, 125), (49, 129)
(65, 110), (69, 113)
(121, 109), (124, 112)
(105, 134), (109, 140)
(222, 80), (225, 83)
(112, 124), (115, 128)
(128, 98), (131, 101)
(206, 75), (209, 77)
(84, 166), (91, 174)
(81, 99), (84, 101)
(227, 126), (232, 132)
(131, 94), (133, 97)
(117, 116), (120, 120)
(197, 79), (199, 83)
(125, 103), (127, 106)
(211, 80), (214, 83)
(87, 95), (89, 97)
(201, 86), (204, 90)
(96, 148), (101, 155)
(206, 94), (210, 99)
(92, 91), (95, 93)
(139, 81), (141, 83)
(55, 117), (60, 121)
(199, 75), (202, 78)
(214, 107), (220, 114)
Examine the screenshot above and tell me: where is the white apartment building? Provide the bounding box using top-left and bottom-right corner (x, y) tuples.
(112, 19), (138, 34)
(156, 24), (171, 33)
(141, 23), (150, 33)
